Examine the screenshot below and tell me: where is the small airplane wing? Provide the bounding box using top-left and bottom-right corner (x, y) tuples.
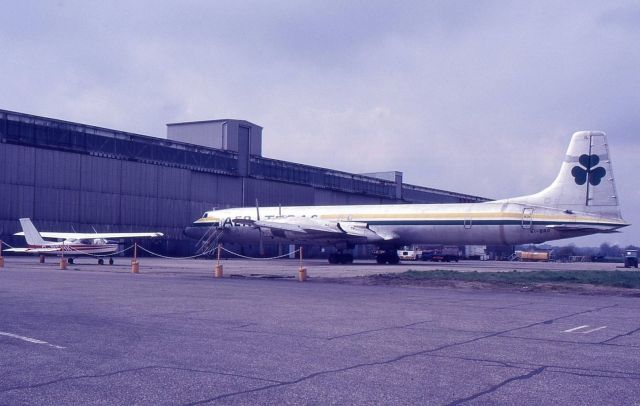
(14, 231), (164, 239)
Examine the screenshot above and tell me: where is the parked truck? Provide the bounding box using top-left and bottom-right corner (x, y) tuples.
(421, 246), (460, 262)
(464, 245), (487, 260)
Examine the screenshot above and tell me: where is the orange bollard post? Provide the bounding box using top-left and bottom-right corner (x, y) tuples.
(59, 258), (67, 270)
(214, 244), (223, 278)
(131, 243), (140, 273)
(59, 246), (67, 270)
(297, 246), (307, 282)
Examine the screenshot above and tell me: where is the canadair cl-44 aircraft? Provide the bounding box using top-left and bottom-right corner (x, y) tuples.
(6, 218), (163, 264)
(186, 131), (628, 264)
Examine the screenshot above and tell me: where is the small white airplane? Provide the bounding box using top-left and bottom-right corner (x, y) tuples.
(6, 218), (163, 265)
(185, 131), (629, 264)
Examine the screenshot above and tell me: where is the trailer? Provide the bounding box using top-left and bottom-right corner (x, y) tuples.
(515, 251), (550, 262)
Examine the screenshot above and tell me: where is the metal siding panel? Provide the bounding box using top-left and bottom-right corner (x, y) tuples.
(80, 192), (120, 225)
(120, 161), (158, 196)
(344, 195), (383, 205)
(246, 179), (313, 207)
(216, 176), (242, 207)
(34, 149), (81, 189)
(80, 191), (98, 223)
(157, 198), (190, 227)
(120, 195), (156, 227)
(0, 183), (8, 219)
(35, 149), (80, 190)
(34, 187), (80, 222)
(12, 184), (35, 219)
(80, 155), (121, 193)
(314, 189), (349, 205)
(157, 167), (190, 200)
(1, 144), (35, 185)
(190, 172), (219, 202)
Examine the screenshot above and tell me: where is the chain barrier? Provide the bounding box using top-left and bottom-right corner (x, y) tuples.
(220, 246), (301, 260)
(136, 245), (219, 260)
(1, 239), (301, 263)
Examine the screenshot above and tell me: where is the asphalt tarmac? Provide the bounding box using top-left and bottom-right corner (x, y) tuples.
(1, 257), (639, 405)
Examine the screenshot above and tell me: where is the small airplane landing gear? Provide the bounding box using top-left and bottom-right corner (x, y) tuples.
(68, 258), (74, 264)
(109, 258), (114, 265)
(98, 258), (104, 265)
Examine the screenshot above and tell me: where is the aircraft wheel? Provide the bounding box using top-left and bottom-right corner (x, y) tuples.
(109, 258), (114, 265)
(328, 254), (339, 264)
(68, 258), (74, 264)
(98, 258), (104, 265)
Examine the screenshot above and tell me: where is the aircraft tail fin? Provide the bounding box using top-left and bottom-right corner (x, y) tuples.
(509, 131), (622, 218)
(19, 218), (48, 246)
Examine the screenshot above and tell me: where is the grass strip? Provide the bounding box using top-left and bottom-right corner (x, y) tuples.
(378, 270), (640, 289)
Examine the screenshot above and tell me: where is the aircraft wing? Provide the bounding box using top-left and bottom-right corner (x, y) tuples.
(234, 217), (392, 242)
(14, 231), (164, 239)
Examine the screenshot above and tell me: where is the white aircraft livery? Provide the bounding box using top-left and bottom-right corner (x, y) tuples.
(185, 131), (628, 264)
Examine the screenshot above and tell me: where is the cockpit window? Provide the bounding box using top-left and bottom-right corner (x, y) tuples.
(203, 213), (208, 218)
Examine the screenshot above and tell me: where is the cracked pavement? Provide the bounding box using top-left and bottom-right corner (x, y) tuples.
(1, 259), (639, 405)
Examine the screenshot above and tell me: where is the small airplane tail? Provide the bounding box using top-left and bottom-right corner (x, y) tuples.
(509, 131), (623, 219)
(19, 218), (48, 246)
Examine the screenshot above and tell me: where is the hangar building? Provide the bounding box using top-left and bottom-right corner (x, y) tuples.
(0, 109), (488, 256)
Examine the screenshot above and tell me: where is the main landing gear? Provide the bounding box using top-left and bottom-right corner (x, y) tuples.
(328, 252), (354, 264)
(375, 250), (400, 265)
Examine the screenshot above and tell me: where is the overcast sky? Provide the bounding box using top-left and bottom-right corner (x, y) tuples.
(1, 1), (638, 246)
